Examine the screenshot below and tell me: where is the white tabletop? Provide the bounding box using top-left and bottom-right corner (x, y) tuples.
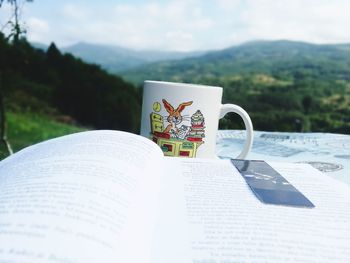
(216, 130), (350, 185)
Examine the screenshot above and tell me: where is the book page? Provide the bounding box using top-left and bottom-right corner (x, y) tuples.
(0, 130), (164, 263)
(155, 158), (350, 262)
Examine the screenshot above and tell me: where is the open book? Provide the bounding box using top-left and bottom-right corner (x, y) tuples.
(0, 130), (349, 263)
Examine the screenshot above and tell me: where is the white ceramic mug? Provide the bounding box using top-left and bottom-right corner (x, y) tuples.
(140, 80), (253, 159)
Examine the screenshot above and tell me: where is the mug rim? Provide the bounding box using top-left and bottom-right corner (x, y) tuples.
(144, 80), (223, 91)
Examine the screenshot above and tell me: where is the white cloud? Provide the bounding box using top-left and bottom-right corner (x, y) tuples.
(26, 17), (50, 42)
(165, 30), (195, 51)
(20, 0), (350, 50)
(27, 17), (49, 31)
(0, 3), (12, 26)
(233, 0), (350, 45)
(216, 0), (242, 11)
(61, 3), (90, 21)
(56, 0), (214, 51)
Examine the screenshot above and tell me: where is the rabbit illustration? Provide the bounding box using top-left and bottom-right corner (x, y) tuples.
(162, 99), (193, 135)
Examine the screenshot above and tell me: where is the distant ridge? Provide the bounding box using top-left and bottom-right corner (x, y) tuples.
(61, 42), (205, 73)
(19, 38), (350, 133)
(30, 41), (206, 73)
(30, 40), (350, 83)
(31, 42), (48, 51)
(119, 39), (350, 84)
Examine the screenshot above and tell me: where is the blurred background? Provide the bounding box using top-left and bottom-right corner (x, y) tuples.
(1, 0), (350, 159)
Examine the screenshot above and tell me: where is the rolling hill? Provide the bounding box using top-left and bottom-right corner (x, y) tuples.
(32, 42), (206, 73)
(61, 42), (205, 73)
(14, 39), (350, 134)
(119, 40), (350, 85)
(119, 40), (350, 134)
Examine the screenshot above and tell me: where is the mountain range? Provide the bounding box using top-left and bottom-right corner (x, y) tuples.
(22, 39), (350, 133)
(119, 40), (350, 85)
(33, 40), (350, 86)
(32, 42), (205, 73)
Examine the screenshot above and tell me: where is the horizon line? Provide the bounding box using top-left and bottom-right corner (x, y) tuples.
(29, 38), (350, 53)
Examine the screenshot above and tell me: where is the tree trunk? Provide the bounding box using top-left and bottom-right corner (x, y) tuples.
(0, 73), (13, 155)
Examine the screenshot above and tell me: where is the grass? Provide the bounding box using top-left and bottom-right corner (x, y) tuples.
(0, 111), (87, 160)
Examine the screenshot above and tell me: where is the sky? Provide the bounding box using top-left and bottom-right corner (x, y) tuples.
(1, 0), (350, 51)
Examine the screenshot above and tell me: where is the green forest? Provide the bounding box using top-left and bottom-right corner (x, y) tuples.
(121, 40), (350, 134)
(1, 34), (350, 158)
(0, 34), (141, 131)
(0, 33), (141, 157)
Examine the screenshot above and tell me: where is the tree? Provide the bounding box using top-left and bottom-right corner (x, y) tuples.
(0, 73), (13, 155)
(0, 0), (33, 42)
(0, 0), (33, 156)
(302, 95), (312, 115)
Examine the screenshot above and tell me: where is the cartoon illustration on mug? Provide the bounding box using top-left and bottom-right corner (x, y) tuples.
(150, 99), (205, 157)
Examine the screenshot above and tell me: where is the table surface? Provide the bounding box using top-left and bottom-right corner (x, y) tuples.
(216, 130), (350, 185)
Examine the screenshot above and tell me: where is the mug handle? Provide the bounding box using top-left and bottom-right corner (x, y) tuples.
(219, 104), (254, 159)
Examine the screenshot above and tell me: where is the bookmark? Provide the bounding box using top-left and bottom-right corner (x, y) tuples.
(231, 159), (315, 208)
